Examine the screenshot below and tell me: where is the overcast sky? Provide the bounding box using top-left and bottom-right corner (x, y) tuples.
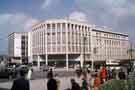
(0, 0), (135, 54)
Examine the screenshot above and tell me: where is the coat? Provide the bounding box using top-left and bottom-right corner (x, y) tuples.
(11, 77), (30, 90)
(47, 78), (57, 90)
(94, 77), (101, 87)
(100, 67), (107, 79)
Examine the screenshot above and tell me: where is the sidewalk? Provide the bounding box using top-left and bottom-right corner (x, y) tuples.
(0, 76), (79, 90)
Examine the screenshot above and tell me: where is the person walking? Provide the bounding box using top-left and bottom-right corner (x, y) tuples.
(112, 69), (116, 79)
(47, 72), (57, 90)
(47, 68), (53, 78)
(11, 69), (30, 90)
(118, 68), (126, 80)
(100, 66), (107, 83)
(70, 78), (81, 90)
(94, 73), (101, 90)
(82, 77), (88, 90)
(27, 67), (32, 80)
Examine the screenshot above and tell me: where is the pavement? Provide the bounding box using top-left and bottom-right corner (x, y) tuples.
(31, 68), (76, 79)
(0, 68), (79, 90)
(0, 76), (81, 90)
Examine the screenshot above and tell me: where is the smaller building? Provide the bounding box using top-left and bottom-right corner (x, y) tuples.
(0, 54), (8, 65)
(8, 32), (29, 64)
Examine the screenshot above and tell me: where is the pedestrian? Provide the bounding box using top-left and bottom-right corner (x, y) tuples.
(55, 74), (60, 90)
(112, 69), (116, 79)
(47, 72), (57, 90)
(11, 69), (30, 90)
(100, 66), (107, 83)
(70, 78), (81, 90)
(94, 73), (101, 90)
(82, 77), (88, 90)
(107, 68), (112, 80)
(118, 68), (126, 80)
(86, 70), (92, 90)
(27, 67), (32, 80)
(47, 68), (53, 78)
(127, 72), (132, 80)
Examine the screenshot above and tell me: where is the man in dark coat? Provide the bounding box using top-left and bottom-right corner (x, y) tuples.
(11, 69), (30, 90)
(70, 78), (81, 90)
(47, 68), (53, 78)
(47, 72), (57, 90)
(118, 68), (126, 80)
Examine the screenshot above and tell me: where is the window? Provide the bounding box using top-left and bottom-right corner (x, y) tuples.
(47, 24), (50, 29)
(52, 24), (55, 29)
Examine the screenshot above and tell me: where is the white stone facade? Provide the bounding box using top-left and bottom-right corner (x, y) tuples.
(31, 19), (129, 68)
(92, 27), (129, 62)
(8, 32), (28, 63)
(8, 19), (129, 68)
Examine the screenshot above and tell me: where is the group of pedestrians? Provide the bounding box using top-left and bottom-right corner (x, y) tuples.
(10, 65), (132, 90)
(72, 65), (131, 90)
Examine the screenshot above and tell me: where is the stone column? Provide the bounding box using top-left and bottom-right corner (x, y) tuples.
(46, 54), (48, 65)
(37, 55), (40, 70)
(80, 54), (84, 68)
(66, 54), (69, 70)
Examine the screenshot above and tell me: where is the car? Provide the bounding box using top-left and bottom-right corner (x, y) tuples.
(12, 65), (29, 78)
(40, 65), (49, 72)
(0, 67), (14, 79)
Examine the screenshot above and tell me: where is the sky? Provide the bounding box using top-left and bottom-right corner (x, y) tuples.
(0, 0), (135, 54)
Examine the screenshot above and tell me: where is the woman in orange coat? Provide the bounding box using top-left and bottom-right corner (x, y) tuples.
(94, 73), (101, 90)
(100, 66), (107, 83)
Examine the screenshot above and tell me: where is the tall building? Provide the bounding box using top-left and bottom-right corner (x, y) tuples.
(8, 19), (130, 69)
(31, 19), (129, 69)
(8, 32), (28, 64)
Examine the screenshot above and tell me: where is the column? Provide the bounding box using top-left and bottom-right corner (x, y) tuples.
(46, 54), (48, 65)
(37, 55), (40, 69)
(66, 54), (69, 70)
(80, 54), (84, 68)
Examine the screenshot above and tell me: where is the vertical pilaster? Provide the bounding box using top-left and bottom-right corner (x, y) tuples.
(66, 23), (69, 70)
(91, 25), (94, 71)
(45, 24), (48, 65)
(56, 23), (58, 52)
(60, 23), (62, 53)
(50, 23), (52, 53)
(70, 24), (72, 52)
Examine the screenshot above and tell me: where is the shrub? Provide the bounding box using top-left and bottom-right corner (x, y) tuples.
(100, 71), (135, 90)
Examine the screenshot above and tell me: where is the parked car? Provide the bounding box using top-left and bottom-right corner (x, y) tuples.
(40, 65), (49, 72)
(0, 67), (13, 78)
(12, 65), (29, 78)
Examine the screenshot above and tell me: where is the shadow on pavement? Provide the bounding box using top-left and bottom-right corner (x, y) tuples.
(0, 88), (10, 90)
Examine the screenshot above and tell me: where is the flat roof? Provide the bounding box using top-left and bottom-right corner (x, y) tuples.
(8, 32), (28, 37)
(32, 18), (91, 28)
(92, 29), (128, 36)
(31, 19), (128, 36)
